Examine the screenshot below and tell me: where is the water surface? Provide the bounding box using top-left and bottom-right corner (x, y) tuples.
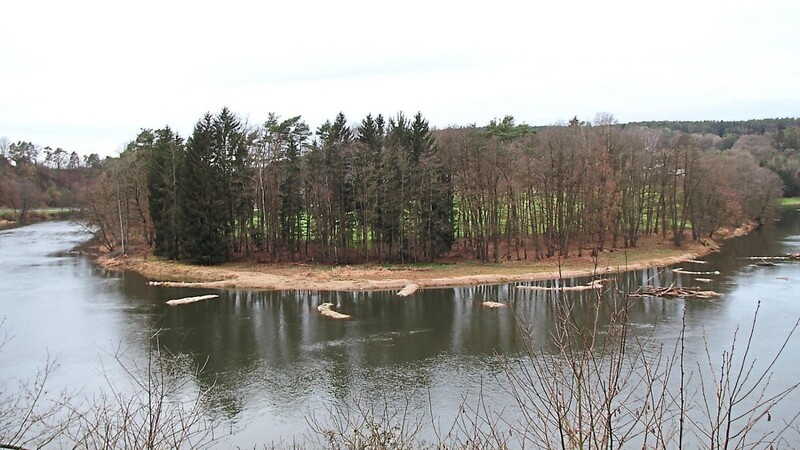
(1, 211), (799, 446)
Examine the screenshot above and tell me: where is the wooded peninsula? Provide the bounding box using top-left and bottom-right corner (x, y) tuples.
(2, 113), (798, 288)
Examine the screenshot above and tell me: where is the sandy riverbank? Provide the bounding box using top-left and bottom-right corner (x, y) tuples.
(93, 224), (753, 292)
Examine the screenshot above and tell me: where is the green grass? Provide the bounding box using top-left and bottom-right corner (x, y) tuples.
(379, 262), (456, 271)
(779, 197), (800, 206)
(0, 207), (77, 221)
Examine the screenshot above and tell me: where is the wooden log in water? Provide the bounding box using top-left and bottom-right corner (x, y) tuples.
(745, 256), (791, 260)
(744, 254), (800, 261)
(166, 294), (219, 306)
(482, 301), (507, 308)
(517, 280), (604, 292)
(150, 281), (194, 287)
(397, 283), (420, 297)
(629, 283), (719, 299)
(752, 259), (777, 267)
(673, 268), (720, 275)
(317, 302), (351, 319)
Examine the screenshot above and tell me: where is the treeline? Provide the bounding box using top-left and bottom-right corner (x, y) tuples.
(0, 139), (101, 223)
(441, 115), (782, 262)
(627, 117), (800, 138)
(84, 109), (454, 264)
(78, 110), (786, 265)
(625, 118), (800, 196)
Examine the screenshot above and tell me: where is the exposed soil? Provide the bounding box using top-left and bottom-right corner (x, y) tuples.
(91, 222), (756, 293)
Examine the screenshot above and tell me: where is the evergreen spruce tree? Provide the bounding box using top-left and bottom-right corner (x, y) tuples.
(318, 112), (355, 262)
(148, 127), (183, 260)
(383, 113), (413, 261)
(411, 113), (455, 261)
(212, 107), (251, 254)
(356, 114), (386, 258)
(179, 114), (229, 264)
(272, 116), (310, 260)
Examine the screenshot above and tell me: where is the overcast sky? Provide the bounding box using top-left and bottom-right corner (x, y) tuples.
(1, 0), (798, 157)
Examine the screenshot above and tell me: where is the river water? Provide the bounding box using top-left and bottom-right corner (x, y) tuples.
(1, 209), (799, 447)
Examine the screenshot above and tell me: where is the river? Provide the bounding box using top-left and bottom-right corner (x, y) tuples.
(1, 209), (799, 447)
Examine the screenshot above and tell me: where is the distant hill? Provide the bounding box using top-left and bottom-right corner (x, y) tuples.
(623, 118), (800, 137)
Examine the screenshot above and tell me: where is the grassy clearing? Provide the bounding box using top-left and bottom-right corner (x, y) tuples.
(0, 207), (75, 214)
(0, 207), (77, 221)
(780, 197), (800, 206)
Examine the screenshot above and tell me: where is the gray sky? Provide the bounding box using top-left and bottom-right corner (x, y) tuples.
(1, 0), (798, 157)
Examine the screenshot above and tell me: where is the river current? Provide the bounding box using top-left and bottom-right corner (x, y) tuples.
(1, 209), (799, 447)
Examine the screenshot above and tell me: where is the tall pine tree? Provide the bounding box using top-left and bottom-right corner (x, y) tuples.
(179, 114), (229, 264)
(148, 127), (184, 260)
(317, 112), (355, 263)
(213, 108), (251, 255)
(357, 114), (386, 258)
(411, 113), (455, 261)
(271, 116), (310, 260)
(383, 113), (413, 261)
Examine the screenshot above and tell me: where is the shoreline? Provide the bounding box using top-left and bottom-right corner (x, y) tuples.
(0, 209), (80, 231)
(92, 222), (755, 293)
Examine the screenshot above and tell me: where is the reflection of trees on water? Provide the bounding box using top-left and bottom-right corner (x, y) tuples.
(702, 208), (799, 287)
(120, 284), (524, 421)
(110, 209), (800, 433)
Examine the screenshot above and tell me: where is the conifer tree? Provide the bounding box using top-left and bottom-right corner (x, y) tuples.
(356, 114), (386, 256)
(317, 112), (355, 262)
(212, 107), (251, 254)
(148, 127), (183, 259)
(383, 113), (413, 261)
(412, 113), (455, 261)
(270, 116), (310, 260)
(179, 114), (229, 264)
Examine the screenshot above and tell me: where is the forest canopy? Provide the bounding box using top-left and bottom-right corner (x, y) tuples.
(2, 113), (796, 265)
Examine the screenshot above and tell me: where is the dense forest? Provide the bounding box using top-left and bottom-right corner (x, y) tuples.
(628, 117), (800, 138)
(626, 118), (800, 195)
(0, 138), (101, 224)
(2, 113), (797, 265)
